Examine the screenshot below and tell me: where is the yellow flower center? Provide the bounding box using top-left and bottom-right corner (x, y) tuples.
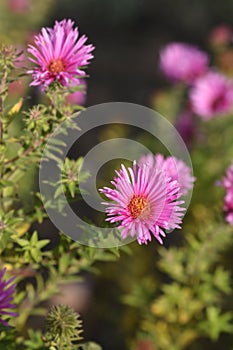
(49, 59), (65, 74)
(128, 195), (147, 219)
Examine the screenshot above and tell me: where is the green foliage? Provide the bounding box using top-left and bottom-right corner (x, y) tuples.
(0, 1), (55, 45)
(61, 157), (90, 199)
(0, 325), (18, 350)
(124, 223), (233, 350)
(25, 329), (47, 350)
(16, 231), (50, 263)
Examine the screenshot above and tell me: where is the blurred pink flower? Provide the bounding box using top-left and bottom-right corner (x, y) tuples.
(27, 19), (94, 88)
(8, 80), (27, 97)
(220, 162), (233, 225)
(190, 71), (233, 119)
(100, 162), (185, 245)
(160, 42), (209, 84)
(7, 0), (30, 13)
(209, 25), (232, 47)
(66, 80), (87, 106)
(139, 153), (195, 196)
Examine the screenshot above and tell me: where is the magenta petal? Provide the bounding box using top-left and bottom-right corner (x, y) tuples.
(0, 269), (17, 327)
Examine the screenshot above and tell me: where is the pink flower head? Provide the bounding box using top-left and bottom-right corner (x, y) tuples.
(220, 162), (233, 225)
(27, 19), (94, 88)
(0, 268), (17, 326)
(139, 153), (195, 196)
(7, 0), (30, 13)
(190, 71), (233, 119)
(209, 25), (232, 47)
(160, 42), (209, 84)
(99, 162), (185, 245)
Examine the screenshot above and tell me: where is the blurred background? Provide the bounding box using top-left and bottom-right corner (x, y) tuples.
(2, 0), (233, 349)
(57, 0), (233, 107)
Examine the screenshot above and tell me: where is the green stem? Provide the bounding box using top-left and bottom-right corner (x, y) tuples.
(0, 70), (7, 214)
(4, 139), (42, 166)
(59, 338), (64, 350)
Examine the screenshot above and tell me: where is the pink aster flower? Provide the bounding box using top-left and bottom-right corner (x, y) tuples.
(139, 153), (195, 196)
(220, 162), (233, 225)
(190, 71), (233, 119)
(99, 162), (185, 245)
(160, 42), (209, 84)
(27, 19), (94, 88)
(0, 268), (17, 326)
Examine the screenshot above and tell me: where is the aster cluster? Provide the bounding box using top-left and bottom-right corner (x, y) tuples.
(220, 162), (233, 225)
(0, 17), (95, 330)
(160, 42), (233, 120)
(1, 12), (232, 348)
(99, 154), (194, 245)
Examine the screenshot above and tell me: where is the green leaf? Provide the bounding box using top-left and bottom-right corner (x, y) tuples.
(198, 307), (233, 340)
(30, 248), (41, 263)
(36, 239), (50, 249)
(31, 231), (38, 245)
(59, 253), (70, 274)
(17, 238), (29, 247)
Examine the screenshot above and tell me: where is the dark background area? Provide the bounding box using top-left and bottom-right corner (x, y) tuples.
(47, 0), (233, 107)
